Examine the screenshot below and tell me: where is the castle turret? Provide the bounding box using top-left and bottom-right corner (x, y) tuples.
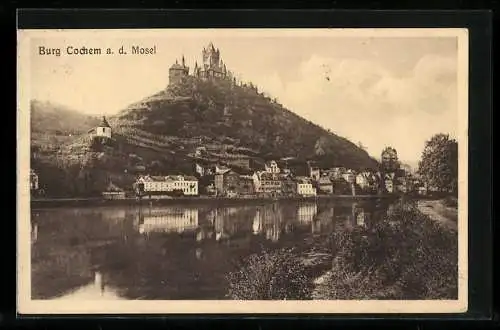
(169, 57), (189, 85)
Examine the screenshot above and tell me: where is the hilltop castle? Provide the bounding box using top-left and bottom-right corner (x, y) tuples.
(168, 42), (232, 85)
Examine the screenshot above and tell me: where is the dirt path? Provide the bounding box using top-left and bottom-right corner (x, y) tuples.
(417, 199), (457, 231)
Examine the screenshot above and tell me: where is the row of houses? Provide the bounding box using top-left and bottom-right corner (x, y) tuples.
(117, 159), (419, 198)
(206, 159), (427, 197)
(29, 157), (426, 199)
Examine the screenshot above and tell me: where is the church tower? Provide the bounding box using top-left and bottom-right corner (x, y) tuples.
(96, 116), (112, 139)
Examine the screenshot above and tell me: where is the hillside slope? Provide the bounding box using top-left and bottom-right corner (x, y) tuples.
(30, 77), (379, 197)
(113, 77), (378, 170)
(31, 100), (100, 134)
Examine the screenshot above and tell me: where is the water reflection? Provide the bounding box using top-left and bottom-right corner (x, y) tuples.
(31, 200), (389, 300)
(138, 207), (199, 234)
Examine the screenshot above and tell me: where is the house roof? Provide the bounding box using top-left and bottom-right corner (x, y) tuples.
(318, 176), (332, 184)
(265, 160), (278, 166)
(215, 165), (231, 174)
(295, 176), (312, 184)
(98, 116), (111, 128)
(256, 171), (278, 181)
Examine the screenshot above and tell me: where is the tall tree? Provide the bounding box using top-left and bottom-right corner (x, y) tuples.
(418, 133), (458, 194)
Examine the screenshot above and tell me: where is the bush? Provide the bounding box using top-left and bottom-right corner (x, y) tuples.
(324, 199), (458, 299)
(226, 248), (311, 300)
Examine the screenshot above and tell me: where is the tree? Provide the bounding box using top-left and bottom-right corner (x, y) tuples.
(418, 133), (458, 194)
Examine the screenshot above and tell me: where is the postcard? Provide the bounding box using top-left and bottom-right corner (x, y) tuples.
(17, 28), (468, 314)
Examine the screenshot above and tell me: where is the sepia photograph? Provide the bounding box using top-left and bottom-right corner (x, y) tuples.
(17, 28), (468, 314)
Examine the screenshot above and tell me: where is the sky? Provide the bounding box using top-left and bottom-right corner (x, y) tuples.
(27, 29), (461, 164)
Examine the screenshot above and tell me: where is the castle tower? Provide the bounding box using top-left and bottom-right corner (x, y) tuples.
(169, 57), (189, 85)
(201, 42), (225, 79)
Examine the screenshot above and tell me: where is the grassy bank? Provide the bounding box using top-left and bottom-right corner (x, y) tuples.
(226, 199), (458, 300)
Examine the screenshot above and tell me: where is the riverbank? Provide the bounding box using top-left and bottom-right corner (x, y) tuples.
(225, 199), (458, 300)
(416, 198), (458, 231)
(30, 194), (395, 209)
(310, 199), (458, 300)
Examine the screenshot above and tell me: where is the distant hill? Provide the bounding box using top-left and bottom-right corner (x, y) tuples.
(31, 100), (100, 135)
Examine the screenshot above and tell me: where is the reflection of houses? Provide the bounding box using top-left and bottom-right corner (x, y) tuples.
(263, 204), (283, 242)
(136, 175), (198, 196)
(31, 222), (38, 243)
(100, 208), (127, 222)
(252, 209), (263, 234)
(297, 202), (318, 224)
(354, 207), (367, 227)
(312, 207), (335, 234)
(318, 176), (333, 194)
(251, 204), (283, 241)
(296, 176), (317, 196)
(138, 208), (199, 234)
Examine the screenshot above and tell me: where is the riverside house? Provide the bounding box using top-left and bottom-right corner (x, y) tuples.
(214, 169), (239, 196)
(253, 171), (282, 195)
(215, 170), (254, 196)
(102, 181), (126, 200)
(295, 176), (317, 197)
(317, 175), (334, 194)
(136, 175), (199, 197)
(342, 169), (357, 184)
(264, 160), (281, 174)
(356, 171), (376, 191)
(307, 161), (321, 181)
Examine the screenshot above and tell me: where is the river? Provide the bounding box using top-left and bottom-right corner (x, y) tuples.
(30, 199), (391, 300)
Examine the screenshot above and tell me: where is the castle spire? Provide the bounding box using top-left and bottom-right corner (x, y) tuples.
(182, 55), (185, 66)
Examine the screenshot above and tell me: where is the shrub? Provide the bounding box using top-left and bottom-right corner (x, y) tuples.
(226, 248), (311, 300)
(325, 199), (458, 299)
